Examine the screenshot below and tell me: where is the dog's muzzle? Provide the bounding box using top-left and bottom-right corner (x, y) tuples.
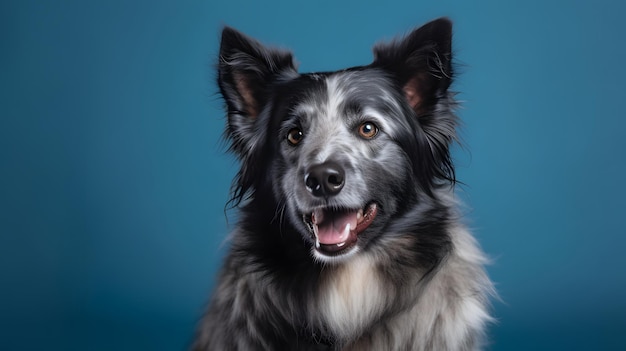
(301, 161), (378, 256)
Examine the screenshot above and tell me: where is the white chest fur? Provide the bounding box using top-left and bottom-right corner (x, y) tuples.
(317, 255), (389, 340)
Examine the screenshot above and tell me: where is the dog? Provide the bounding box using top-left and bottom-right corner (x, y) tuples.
(193, 18), (493, 350)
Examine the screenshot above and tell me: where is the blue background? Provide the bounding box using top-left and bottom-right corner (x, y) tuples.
(2, 0), (625, 350)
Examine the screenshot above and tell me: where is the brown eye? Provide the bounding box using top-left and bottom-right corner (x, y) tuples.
(287, 128), (303, 145)
(358, 122), (379, 139)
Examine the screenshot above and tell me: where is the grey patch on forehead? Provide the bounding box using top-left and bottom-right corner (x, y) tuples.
(330, 69), (395, 91)
(330, 70), (404, 112)
(288, 69), (410, 141)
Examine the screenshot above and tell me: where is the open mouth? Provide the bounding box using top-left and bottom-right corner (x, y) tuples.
(303, 203), (378, 256)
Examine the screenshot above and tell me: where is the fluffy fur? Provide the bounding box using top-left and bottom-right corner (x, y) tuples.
(193, 18), (493, 350)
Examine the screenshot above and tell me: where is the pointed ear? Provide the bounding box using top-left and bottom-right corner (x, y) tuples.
(374, 19), (458, 189)
(372, 18), (453, 115)
(218, 27), (297, 155)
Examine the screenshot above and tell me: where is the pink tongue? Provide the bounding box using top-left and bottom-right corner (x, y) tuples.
(316, 211), (358, 245)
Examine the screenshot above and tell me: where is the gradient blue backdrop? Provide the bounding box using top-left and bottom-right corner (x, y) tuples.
(2, 0), (625, 350)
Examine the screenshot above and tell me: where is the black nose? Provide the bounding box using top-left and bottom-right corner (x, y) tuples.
(305, 162), (345, 197)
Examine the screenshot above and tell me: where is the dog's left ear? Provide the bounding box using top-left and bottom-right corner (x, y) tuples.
(372, 18), (453, 115)
(374, 18), (457, 189)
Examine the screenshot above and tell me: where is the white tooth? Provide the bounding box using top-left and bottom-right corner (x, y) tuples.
(337, 241), (345, 247)
(357, 209), (364, 223)
(313, 208), (324, 224)
(343, 223), (351, 239)
(315, 239), (320, 249)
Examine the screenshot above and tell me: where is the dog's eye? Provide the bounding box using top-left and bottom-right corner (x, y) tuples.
(287, 128), (304, 145)
(358, 122), (379, 139)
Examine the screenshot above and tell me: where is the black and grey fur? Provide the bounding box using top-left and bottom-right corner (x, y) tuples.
(193, 18), (493, 350)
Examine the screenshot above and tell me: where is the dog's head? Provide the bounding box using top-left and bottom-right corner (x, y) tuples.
(217, 18), (457, 263)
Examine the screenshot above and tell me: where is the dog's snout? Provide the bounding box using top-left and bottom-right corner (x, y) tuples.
(305, 162), (345, 197)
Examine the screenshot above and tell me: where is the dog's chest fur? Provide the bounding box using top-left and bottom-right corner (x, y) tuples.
(318, 255), (388, 339)
(314, 227), (490, 351)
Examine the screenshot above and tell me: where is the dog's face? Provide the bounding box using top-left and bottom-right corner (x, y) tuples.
(218, 19), (457, 263)
(276, 71), (418, 262)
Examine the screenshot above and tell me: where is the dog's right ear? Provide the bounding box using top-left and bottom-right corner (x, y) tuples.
(218, 27), (297, 156)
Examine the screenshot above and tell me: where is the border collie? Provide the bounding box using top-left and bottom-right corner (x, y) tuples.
(193, 18), (493, 350)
